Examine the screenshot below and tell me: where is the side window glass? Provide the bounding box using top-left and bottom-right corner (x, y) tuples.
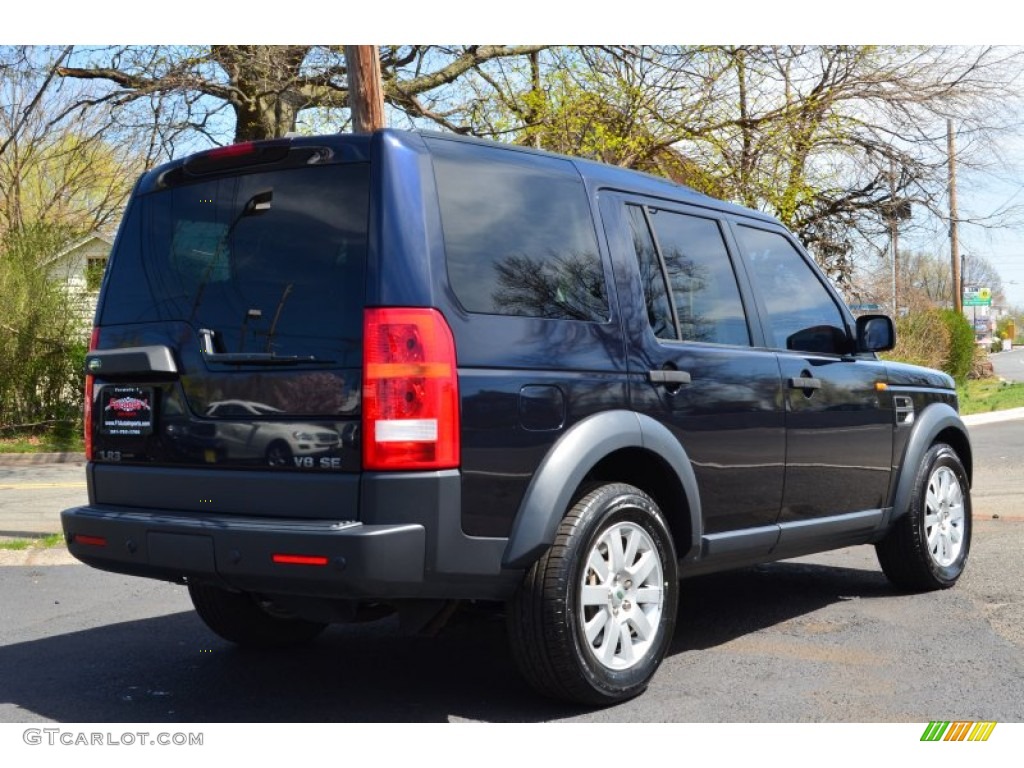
(428, 139), (609, 323)
(735, 226), (849, 354)
(649, 210), (751, 346)
(626, 205), (676, 340)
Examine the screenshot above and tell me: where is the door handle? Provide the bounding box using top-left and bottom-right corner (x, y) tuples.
(788, 376), (821, 390)
(649, 369), (692, 385)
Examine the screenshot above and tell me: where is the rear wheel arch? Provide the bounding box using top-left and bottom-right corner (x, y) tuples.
(584, 447), (693, 563)
(502, 410), (701, 570)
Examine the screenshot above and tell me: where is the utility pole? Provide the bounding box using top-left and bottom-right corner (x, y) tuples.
(345, 46), (386, 134)
(948, 119), (962, 313)
(888, 158), (898, 316)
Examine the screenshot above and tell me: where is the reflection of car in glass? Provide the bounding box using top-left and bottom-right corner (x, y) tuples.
(203, 400), (341, 466)
(66, 129), (972, 707)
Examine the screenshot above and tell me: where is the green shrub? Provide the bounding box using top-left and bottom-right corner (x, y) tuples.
(884, 308), (976, 385)
(885, 310), (950, 372)
(939, 309), (976, 384)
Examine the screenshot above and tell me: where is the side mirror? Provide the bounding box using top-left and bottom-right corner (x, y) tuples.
(856, 314), (895, 353)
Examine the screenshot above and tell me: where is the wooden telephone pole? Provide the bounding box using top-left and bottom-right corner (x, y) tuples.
(345, 46), (386, 134)
(948, 119), (963, 313)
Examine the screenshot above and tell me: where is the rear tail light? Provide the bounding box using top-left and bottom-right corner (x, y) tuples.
(84, 327), (100, 461)
(73, 534), (107, 548)
(272, 553), (329, 566)
(362, 308), (460, 470)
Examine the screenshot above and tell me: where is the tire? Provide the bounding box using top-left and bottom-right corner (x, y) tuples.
(507, 483), (678, 705)
(188, 582), (327, 648)
(265, 440), (293, 468)
(876, 443), (971, 591)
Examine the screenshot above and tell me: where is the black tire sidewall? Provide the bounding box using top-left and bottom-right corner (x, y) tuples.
(563, 488), (678, 700)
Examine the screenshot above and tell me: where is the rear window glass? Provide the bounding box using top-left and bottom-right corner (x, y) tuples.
(427, 138), (609, 322)
(101, 164), (369, 365)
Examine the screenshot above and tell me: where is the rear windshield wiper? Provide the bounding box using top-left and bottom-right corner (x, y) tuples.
(198, 328), (333, 366)
(205, 352), (333, 366)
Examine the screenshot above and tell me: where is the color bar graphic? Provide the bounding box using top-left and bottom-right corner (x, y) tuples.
(921, 721), (997, 742)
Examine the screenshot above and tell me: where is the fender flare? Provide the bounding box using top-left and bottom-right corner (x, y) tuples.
(501, 410), (701, 569)
(889, 402), (973, 522)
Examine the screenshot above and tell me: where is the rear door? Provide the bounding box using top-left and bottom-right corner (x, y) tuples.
(89, 142), (370, 518)
(602, 195), (785, 558)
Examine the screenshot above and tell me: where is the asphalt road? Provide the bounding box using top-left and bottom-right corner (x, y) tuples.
(991, 346), (1024, 382)
(0, 416), (1022, 722)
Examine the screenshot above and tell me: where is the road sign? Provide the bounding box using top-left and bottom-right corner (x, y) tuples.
(964, 286), (992, 307)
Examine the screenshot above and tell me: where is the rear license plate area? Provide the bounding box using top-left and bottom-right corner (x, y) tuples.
(99, 385), (155, 436)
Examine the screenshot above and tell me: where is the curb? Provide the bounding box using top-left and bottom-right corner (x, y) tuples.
(0, 452), (86, 466)
(962, 407), (1024, 427)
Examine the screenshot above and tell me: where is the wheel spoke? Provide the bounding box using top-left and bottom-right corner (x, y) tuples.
(587, 548), (609, 583)
(629, 607), (654, 640)
(948, 501), (965, 525)
(600, 619), (621, 665)
(581, 585), (608, 606)
(617, 624), (636, 665)
(607, 529), (626, 573)
(926, 524), (941, 550)
(623, 528), (641, 568)
(629, 550), (658, 585)
(635, 586), (662, 604)
(584, 609), (609, 644)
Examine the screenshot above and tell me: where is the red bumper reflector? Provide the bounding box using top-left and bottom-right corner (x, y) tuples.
(74, 535), (107, 547)
(272, 554), (329, 566)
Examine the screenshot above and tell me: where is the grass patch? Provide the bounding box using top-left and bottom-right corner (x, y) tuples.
(0, 534), (63, 551)
(0, 422), (83, 453)
(958, 377), (1024, 415)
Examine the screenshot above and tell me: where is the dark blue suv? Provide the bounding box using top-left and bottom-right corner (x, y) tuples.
(63, 129), (973, 705)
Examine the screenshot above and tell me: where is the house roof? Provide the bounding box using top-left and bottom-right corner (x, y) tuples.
(44, 232), (114, 270)
(53, 232), (113, 260)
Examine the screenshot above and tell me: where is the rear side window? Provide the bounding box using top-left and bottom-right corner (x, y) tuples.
(427, 138), (609, 322)
(101, 164), (369, 364)
(627, 204), (750, 346)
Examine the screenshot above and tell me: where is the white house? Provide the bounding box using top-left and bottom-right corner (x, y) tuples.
(45, 233), (112, 329)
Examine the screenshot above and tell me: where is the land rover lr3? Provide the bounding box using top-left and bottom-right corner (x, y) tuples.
(63, 129), (973, 705)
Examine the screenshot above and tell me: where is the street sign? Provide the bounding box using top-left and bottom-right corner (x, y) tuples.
(964, 286), (992, 307)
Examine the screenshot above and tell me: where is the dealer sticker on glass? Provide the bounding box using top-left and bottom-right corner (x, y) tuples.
(100, 386), (154, 436)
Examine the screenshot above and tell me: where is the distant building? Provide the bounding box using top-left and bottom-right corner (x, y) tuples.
(45, 233), (112, 329)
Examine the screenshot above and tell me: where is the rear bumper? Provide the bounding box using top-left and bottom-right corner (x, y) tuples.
(62, 469), (518, 601)
(62, 505), (428, 597)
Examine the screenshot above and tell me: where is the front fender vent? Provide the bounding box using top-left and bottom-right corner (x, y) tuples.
(894, 395), (915, 426)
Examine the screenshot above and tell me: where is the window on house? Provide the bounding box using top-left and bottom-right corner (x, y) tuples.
(86, 257), (108, 292)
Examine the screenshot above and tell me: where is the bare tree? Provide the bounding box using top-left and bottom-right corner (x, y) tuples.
(0, 46), (154, 236)
(56, 45), (548, 143)
(485, 46), (1023, 287)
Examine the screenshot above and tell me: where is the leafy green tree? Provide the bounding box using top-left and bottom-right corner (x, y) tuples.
(0, 222), (87, 429)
